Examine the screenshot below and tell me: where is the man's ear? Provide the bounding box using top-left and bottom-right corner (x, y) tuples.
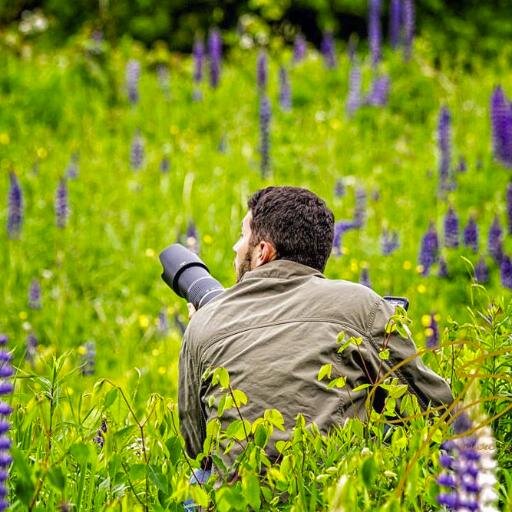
(254, 240), (277, 267)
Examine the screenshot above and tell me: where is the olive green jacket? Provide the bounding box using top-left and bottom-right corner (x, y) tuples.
(178, 260), (453, 464)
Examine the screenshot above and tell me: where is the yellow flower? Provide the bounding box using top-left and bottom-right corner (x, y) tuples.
(145, 248), (155, 258)
(152, 348), (160, 357)
(203, 234), (213, 245)
(434, 313), (441, 322)
(158, 366), (166, 375)
(402, 260), (412, 270)
(78, 346), (87, 355)
(36, 147), (48, 159)
(416, 265), (424, 274)
(66, 386), (74, 396)
(0, 133), (10, 145)
(19, 311), (28, 320)
(341, 246), (350, 255)
(138, 315), (149, 328)
(421, 315), (432, 327)
(329, 119), (341, 131)
(417, 284), (427, 294)
(350, 259), (359, 272)
(424, 327), (434, 337)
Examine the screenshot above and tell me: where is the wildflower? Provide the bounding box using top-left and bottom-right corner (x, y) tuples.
(259, 95), (271, 178)
(55, 178), (69, 228)
(366, 74), (390, 106)
(456, 156), (467, 173)
(347, 33), (358, 62)
(321, 32), (336, 69)
(507, 183), (512, 234)
(490, 86), (512, 167)
(66, 152), (79, 179)
(488, 216), (503, 264)
(193, 37), (204, 84)
(7, 172), (23, 238)
(208, 28), (222, 88)
(353, 188), (366, 228)
(0, 334), (12, 511)
(81, 341), (96, 376)
(425, 314), (439, 348)
(160, 156), (170, 173)
(125, 59), (141, 104)
(26, 332), (37, 363)
(402, 0), (415, 61)
(389, 0), (402, 48)
(278, 66), (292, 111)
(360, 267), (371, 288)
(419, 223), (439, 276)
(332, 220), (355, 255)
(438, 256), (448, 278)
(501, 255), (512, 288)
(444, 207), (459, 248)
(346, 58), (361, 116)
(381, 228), (399, 255)
(463, 217), (478, 252)
(334, 179), (345, 198)
(28, 279), (41, 309)
(130, 130), (144, 170)
(475, 258), (489, 284)
(94, 419), (107, 448)
(438, 106), (452, 193)
(185, 222), (200, 254)
(257, 49), (267, 91)
(368, 0), (382, 68)
(293, 34), (306, 63)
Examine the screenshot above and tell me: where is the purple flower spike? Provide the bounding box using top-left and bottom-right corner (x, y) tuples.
(438, 257), (448, 278)
(293, 34), (306, 63)
(208, 28), (222, 88)
(259, 95), (271, 178)
(389, 0), (402, 49)
(463, 217), (479, 252)
(0, 334), (12, 508)
(366, 75), (390, 106)
(425, 314), (439, 348)
(360, 267), (371, 288)
(28, 279), (41, 309)
(347, 34), (358, 62)
(130, 130), (145, 170)
(334, 179), (345, 198)
(66, 152), (79, 179)
(160, 156), (170, 173)
(501, 255), (512, 288)
(346, 59), (362, 116)
(490, 86), (512, 167)
(438, 106), (452, 193)
(488, 216), (503, 264)
(321, 32), (336, 69)
(381, 228), (399, 256)
(81, 341), (96, 376)
(55, 178), (69, 229)
(368, 0), (382, 68)
(507, 183), (512, 234)
(257, 49), (268, 91)
(26, 332), (37, 363)
(7, 172), (23, 239)
(278, 66), (292, 111)
(332, 220), (355, 255)
(444, 207), (459, 248)
(457, 156), (467, 173)
(402, 0), (415, 61)
(353, 188), (367, 228)
(419, 223), (439, 276)
(125, 59), (141, 104)
(193, 38), (204, 84)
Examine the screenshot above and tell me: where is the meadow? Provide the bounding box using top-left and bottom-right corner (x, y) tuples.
(1, 14), (512, 511)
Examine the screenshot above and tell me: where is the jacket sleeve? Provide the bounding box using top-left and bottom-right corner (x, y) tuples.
(178, 323), (206, 459)
(366, 298), (453, 411)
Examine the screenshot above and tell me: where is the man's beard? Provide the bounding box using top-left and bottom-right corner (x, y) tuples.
(235, 248), (253, 283)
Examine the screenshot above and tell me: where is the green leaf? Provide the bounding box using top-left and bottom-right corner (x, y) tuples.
(129, 464), (146, 482)
(242, 472), (261, 510)
(148, 464), (169, 494)
(47, 466), (66, 490)
(231, 388), (248, 407)
(379, 348), (390, 360)
(327, 376), (346, 389)
(212, 367), (230, 389)
(317, 363), (332, 381)
(225, 419), (250, 441)
(69, 442), (92, 464)
(264, 409), (285, 431)
(104, 388), (118, 408)
(254, 423), (270, 448)
(166, 436), (183, 463)
(190, 485), (210, 508)
(352, 383), (371, 393)
(361, 457), (377, 487)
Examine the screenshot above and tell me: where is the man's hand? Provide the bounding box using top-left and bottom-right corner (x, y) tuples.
(187, 303), (196, 319)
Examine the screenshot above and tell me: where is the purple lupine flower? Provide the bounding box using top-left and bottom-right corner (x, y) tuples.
(55, 178), (69, 229)
(26, 332), (37, 363)
(456, 156), (467, 173)
(389, 0), (402, 48)
(360, 267), (371, 288)
(66, 152), (79, 179)
(490, 86), (512, 167)
(463, 217), (478, 252)
(293, 34), (307, 63)
(381, 228), (399, 255)
(259, 95), (271, 178)
(353, 187), (367, 228)
(438, 106), (452, 193)
(444, 207), (459, 248)
(94, 419), (107, 448)
(438, 416), (499, 511)
(507, 183), (512, 234)
(158, 308), (169, 335)
(160, 156), (170, 173)
(28, 279), (41, 309)
(185, 221), (199, 254)
(257, 49), (268, 91)
(347, 34), (358, 62)
(125, 59), (141, 104)
(334, 179), (345, 198)
(208, 28), (222, 88)
(366, 75), (390, 106)
(7, 172), (23, 238)
(419, 223), (439, 276)
(278, 66), (292, 111)
(193, 38), (204, 83)
(488, 216), (503, 264)
(321, 32), (336, 69)
(368, 0), (382, 68)
(425, 314), (439, 348)
(81, 341), (96, 376)
(475, 258), (489, 284)
(130, 130), (144, 170)
(0, 334), (12, 511)
(402, 0), (415, 61)
(332, 220), (355, 255)
(501, 255), (512, 288)
(346, 58), (362, 116)
(438, 256), (449, 278)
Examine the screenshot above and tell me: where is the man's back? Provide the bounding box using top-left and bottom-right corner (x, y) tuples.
(179, 259), (453, 465)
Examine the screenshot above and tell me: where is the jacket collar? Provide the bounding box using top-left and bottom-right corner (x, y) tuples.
(240, 259), (325, 281)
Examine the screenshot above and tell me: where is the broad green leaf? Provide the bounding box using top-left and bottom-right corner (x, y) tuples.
(225, 419), (250, 441)
(231, 388), (248, 407)
(47, 466), (66, 490)
(352, 383), (371, 393)
(361, 456), (377, 487)
(264, 409), (285, 430)
(212, 367), (230, 389)
(327, 376), (347, 389)
(242, 472), (261, 510)
(379, 348), (390, 360)
(104, 388), (118, 408)
(190, 484), (210, 508)
(69, 442), (91, 464)
(129, 464), (146, 481)
(317, 363), (332, 381)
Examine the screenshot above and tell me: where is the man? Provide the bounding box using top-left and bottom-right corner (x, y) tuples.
(178, 186), (453, 468)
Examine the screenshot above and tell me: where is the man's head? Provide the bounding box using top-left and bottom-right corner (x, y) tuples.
(233, 186), (335, 282)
